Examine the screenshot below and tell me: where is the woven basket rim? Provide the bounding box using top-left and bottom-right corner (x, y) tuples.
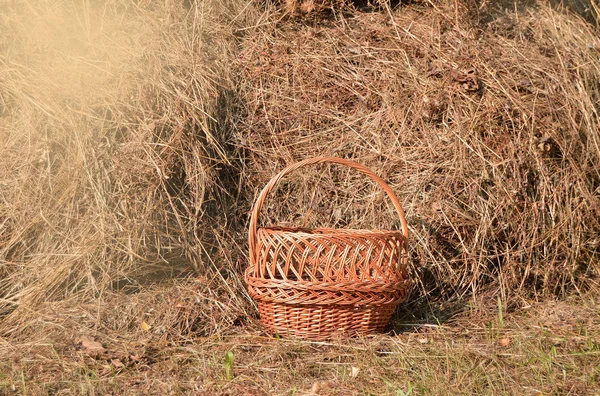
(245, 273), (410, 290)
(257, 226), (406, 238)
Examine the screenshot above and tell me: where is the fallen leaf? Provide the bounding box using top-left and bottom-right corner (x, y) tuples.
(350, 366), (360, 378)
(140, 321), (151, 331)
(112, 359), (125, 369)
(311, 380), (335, 394)
(311, 381), (321, 394)
(417, 337), (428, 344)
(299, 0), (315, 14)
(79, 337), (105, 353)
(499, 337), (511, 347)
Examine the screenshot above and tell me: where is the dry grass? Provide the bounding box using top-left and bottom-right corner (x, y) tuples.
(236, 1), (600, 302)
(0, 292), (598, 394)
(0, 0), (260, 335)
(0, 0), (599, 393)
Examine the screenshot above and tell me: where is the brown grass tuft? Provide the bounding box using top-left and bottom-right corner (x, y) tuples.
(0, 0), (259, 335)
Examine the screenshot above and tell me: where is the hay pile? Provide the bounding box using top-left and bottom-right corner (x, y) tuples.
(0, 0), (257, 336)
(236, 2), (600, 301)
(0, 0), (598, 344)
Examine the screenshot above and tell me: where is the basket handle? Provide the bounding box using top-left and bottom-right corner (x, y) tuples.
(248, 156), (409, 267)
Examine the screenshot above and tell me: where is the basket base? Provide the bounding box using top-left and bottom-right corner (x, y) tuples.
(257, 301), (397, 340)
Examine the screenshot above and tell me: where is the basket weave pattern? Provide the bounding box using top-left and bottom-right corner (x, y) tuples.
(245, 157), (410, 340)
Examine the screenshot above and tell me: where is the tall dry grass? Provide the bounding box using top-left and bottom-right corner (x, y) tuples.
(236, 2), (600, 302)
(0, 0), (259, 336)
(1, 0), (598, 342)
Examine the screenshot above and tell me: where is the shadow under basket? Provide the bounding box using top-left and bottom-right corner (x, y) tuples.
(245, 157), (411, 340)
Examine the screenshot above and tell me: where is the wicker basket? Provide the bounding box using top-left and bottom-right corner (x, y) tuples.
(245, 156), (410, 340)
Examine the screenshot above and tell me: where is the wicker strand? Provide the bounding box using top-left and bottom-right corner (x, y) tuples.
(245, 157), (410, 340)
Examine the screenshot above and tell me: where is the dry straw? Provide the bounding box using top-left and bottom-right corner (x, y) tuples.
(1, 0), (599, 345)
(237, 1), (600, 302)
(0, 0), (259, 337)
